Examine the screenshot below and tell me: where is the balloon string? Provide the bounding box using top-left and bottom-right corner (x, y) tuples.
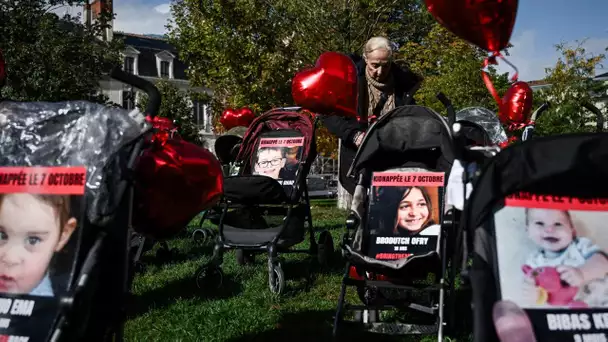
(482, 52), (503, 109)
(482, 52), (521, 114)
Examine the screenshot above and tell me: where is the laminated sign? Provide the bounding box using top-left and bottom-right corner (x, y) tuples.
(366, 171), (444, 261)
(0, 166), (86, 341)
(252, 137), (304, 196)
(494, 192), (608, 342)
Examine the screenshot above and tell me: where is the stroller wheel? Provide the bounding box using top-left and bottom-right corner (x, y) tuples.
(192, 229), (208, 242)
(268, 263), (285, 295)
(236, 249), (256, 265)
(317, 230), (334, 267)
(195, 265), (223, 290)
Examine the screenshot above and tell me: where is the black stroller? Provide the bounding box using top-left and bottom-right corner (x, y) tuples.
(460, 103), (608, 342)
(191, 125), (247, 243)
(196, 107), (334, 294)
(0, 67), (160, 341)
(333, 105), (458, 340)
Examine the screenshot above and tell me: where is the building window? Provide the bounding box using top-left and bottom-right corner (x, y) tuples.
(124, 56), (135, 74)
(160, 61), (170, 78)
(122, 90), (136, 110)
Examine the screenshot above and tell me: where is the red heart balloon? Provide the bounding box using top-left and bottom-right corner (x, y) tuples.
(292, 52), (357, 118)
(220, 107), (255, 130)
(425, 0), (518, 53)
(134, 138), (224, 239)
(500, 81), (533, 125)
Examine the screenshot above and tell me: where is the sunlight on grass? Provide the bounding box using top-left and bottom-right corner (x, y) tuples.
(124, 203), (471, 342)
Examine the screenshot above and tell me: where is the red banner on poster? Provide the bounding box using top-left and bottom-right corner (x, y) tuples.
(372, 172), (445, 187)
(505, 192), (608, 211)
(0, 167), (87, 195)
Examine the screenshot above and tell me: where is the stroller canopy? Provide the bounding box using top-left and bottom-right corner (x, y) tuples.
(236, 109), (316, 174)
(455, 107), (507, 146)
(215, 126), (247, 164)
(465, 133), (608, 229)
(348, 105), (455, 177)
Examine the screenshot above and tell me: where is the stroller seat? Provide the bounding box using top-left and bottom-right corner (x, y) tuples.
(223, 175), (290, 204)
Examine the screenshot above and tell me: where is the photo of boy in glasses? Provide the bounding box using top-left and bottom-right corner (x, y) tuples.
(252, 137), (303, 191)
(253, 146), (288, 180)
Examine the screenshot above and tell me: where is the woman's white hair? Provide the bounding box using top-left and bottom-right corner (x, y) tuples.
(363, 36), (394, 60)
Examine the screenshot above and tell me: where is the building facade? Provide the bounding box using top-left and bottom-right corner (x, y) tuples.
(86, 0), (217, 153)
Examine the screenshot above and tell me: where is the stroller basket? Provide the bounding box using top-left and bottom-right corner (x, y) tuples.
(0, 67), (159, 341)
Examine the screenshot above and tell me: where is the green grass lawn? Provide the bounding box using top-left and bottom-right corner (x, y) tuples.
(124, 200), (471, 342)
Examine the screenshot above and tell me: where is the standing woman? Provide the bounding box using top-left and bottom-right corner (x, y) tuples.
(320, 37), (423, 196)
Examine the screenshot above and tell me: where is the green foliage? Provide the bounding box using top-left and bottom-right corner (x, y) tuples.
(534, 40), (607, 136)
(0, 0), (122, 102)
(137, 80), (205, 145)
(400, 23), (510, 114)
(167, 0), (432, 157)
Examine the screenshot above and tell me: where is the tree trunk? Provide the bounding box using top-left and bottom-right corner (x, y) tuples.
(337, 139), (352, 210)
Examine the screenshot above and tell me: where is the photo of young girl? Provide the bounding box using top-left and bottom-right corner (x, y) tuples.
(0, 193), (79, 297)
(370, 186), (441, 237)
(495, 204), (608, 309)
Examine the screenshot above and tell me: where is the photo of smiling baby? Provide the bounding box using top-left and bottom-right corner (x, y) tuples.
(0, 193), (79, 297)
(495, 200), (608, 309)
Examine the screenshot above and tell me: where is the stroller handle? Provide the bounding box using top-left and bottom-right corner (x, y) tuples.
(582, 100), (605, 133)
(110, 66), (161, 117)
(436, 93), (456, 125)
(530, 102), (550, 122)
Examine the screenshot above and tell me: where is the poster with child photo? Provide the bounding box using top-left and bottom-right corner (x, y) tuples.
(367, 171), (444, 261)
(252, 137), (304, 195)
(494, 192), (608, 341)
(0, 166), (85, 341)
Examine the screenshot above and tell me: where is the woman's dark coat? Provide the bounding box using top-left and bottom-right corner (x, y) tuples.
(320, 54), (423, 195)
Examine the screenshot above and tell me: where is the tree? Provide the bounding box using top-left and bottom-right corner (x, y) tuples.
(137, 79), (206, 145)
(168, 0), (434, 209)
(0, 0), (122, 102)
(399, 23), (511, 114)
(534, 40), (607, 136)
(167, 0), (432, 154)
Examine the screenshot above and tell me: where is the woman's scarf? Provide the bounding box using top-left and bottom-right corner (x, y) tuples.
(365, 69), (396, 118)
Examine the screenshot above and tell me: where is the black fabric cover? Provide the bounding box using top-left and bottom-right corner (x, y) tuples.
(464, 133), (608, 342)
(456, 120), (492, 146)
(348, 105), (454, 181)
(223, 175), (288, 204)
(215, 135), (242, 164)
(465, 133), (608, 230)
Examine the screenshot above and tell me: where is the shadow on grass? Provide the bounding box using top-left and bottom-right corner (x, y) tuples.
(274, 255), (345, 298)
(225, 309), (407, 342)
(139, 243), (215, 268)
(127, 273), (243, 319)
(314, 223), (343, 232)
